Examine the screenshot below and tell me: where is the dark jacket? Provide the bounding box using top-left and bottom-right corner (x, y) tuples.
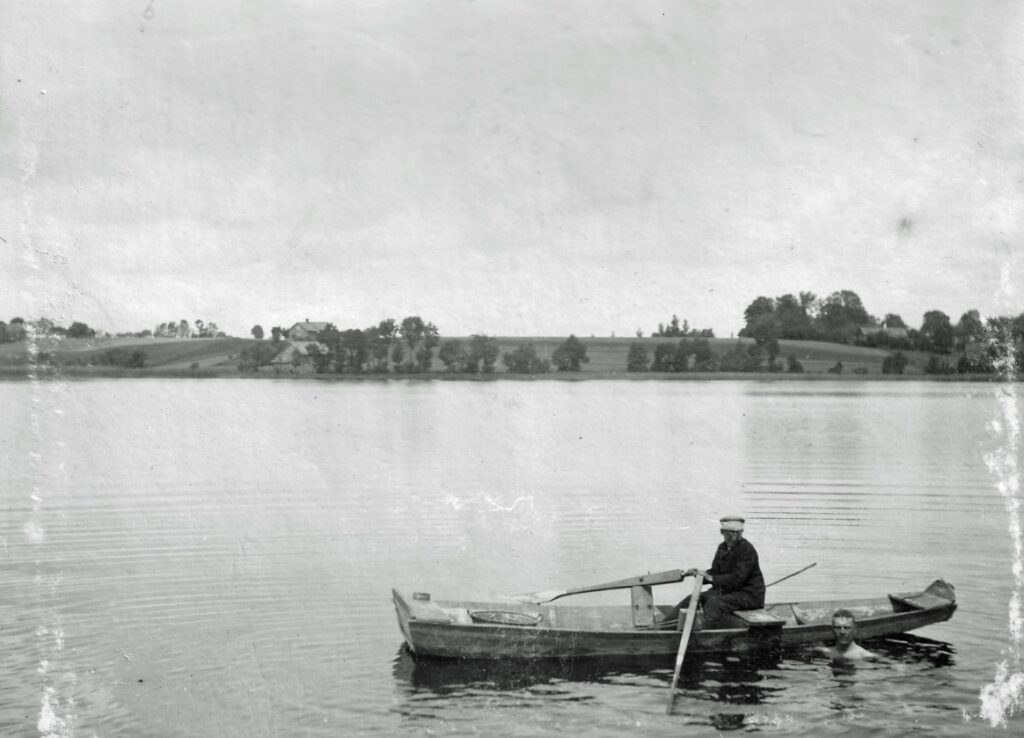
(708, 538), (765, 606)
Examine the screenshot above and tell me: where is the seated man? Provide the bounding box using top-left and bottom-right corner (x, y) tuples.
(817, 609), (878, 661)
(661, 515), (766, 628)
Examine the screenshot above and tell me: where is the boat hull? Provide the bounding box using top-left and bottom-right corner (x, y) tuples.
(393, 580), (956, 660)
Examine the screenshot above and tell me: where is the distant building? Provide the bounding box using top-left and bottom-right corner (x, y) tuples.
(269, 340), (326, 373)
(287, 320), (330, 341)
(857, 325), (911, 348)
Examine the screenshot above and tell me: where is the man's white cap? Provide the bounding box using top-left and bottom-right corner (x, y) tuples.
(719, 516), (745, 532)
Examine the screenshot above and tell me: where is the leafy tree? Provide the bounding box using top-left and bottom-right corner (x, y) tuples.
(742, 297), (775, 328)
(305, 343), (331, 373)
(503, 343), (550, 374)
(389, 343), (406, 371)
(368, 319), (399, 373)
(882, 313), (906, 329)
(688, 338), (716, 371)
(190, 320), (217, 338)
(924, 356), (954, 375)
(740, 297), (783, 365)
(178, 319), (191, 338)
(919, 311), (954, 354)
(4, 318), (25, 342)
(955, 310), (985, 350)
(662, 315), (683, 337)
(775, 294), (813, 339)
(653, 315), (711, 338)
(30, 317), (56, 336)
(236, 342), (279, 372)
(670, 342), (691, 372)
(626, 342), (649, 372)
(719, 342), (764, 372)
(439, 339), (467, 373)
(415, 345), (435, 372)
(398, 316), (439, 373)
(467, 334), (500, 374)
(339, 328), (371, 373)
(956, 354), (993, 374)
(67, 321), (95, 339)
(551, 335), (589, 372)
(786, 354), (804, 373)
(651, 343), (675, 372)
(251, 324), (264, 340)
(313, 323), (343, 372)
(816, 290), (869, 344)
(270, 326), (283, 342)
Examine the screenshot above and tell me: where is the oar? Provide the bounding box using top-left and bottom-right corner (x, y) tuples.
(509, 569), (688, 605)
(512, 562), (816, 606)
(665, 564), (813, 714)
(765, 562), (816, 588)
(667, 573), (703, 714)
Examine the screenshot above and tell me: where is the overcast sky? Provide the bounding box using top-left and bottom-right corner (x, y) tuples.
(2, 0), (1021, 337)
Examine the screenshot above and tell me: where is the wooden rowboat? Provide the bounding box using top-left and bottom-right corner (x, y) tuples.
(392, 575), (955, 660)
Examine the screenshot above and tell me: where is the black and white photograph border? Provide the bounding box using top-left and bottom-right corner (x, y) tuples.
(2, 1), (1022, 735)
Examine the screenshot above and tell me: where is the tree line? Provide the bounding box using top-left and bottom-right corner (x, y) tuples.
(0, 316), (98, 342)
(737, 289), (1024, 372)
(153, 319), (223, 338)
(241, 317), (595, 376)
(625, 337), (806, 374)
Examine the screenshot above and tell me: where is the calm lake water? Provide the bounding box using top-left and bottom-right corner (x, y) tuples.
(1, 379), (1021, 736)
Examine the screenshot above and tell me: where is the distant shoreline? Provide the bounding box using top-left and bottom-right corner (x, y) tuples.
(0, 334), (1017, 382)
(0, 367), (1015, 383)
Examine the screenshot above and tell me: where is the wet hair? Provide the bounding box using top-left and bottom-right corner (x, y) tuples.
(832, 609), (856, 623)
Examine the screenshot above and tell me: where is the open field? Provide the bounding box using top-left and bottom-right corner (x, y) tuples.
(488, 336), (916, 375)
(0, 337), (251, 370)
(0, 334), (1001, 379)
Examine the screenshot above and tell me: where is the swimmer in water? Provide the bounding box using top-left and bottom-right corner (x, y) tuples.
(817, 609), (878, 661)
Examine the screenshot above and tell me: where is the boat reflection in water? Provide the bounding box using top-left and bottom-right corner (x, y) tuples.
(391, 644), (785, 701)
(391, 633), (956, 729)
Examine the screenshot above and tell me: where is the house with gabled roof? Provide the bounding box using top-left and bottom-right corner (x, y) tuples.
(268, 340), (327, 373)
(287, 320), (330, 341)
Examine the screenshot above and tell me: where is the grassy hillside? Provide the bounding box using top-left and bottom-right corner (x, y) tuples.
(485, 336), (914, 375)
(0, 336), (255, 371)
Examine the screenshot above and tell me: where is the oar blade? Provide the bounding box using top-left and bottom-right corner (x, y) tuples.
(667, 574), (704, 714)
